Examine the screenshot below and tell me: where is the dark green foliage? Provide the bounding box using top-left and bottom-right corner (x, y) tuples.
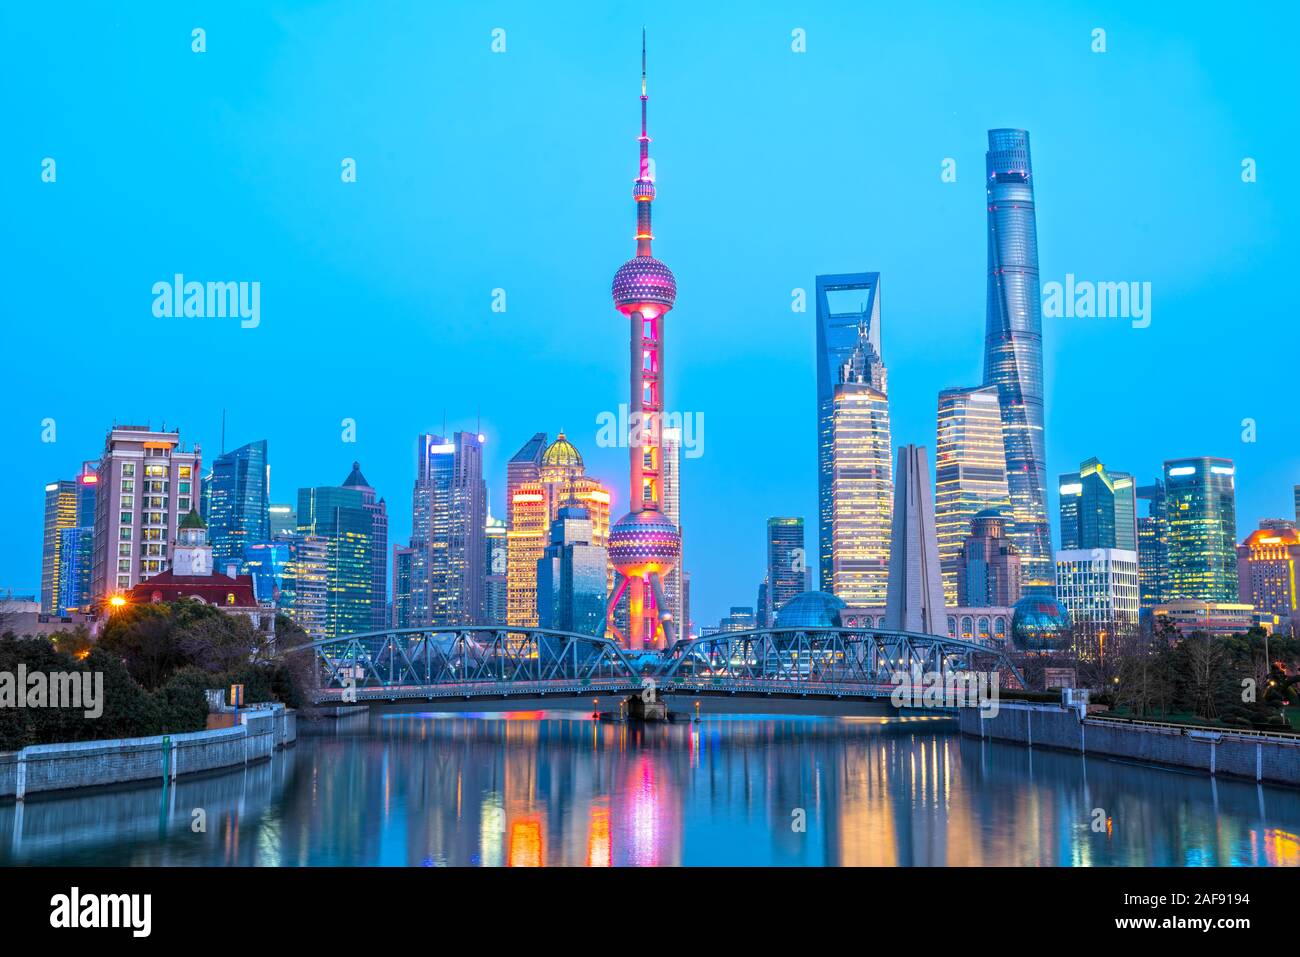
(2, 599), (312, 749)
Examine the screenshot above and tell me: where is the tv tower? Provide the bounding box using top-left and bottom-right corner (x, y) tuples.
(605, 30), (681, 650)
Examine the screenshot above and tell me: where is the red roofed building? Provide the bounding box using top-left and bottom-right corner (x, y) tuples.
(127, 507), (276, 635)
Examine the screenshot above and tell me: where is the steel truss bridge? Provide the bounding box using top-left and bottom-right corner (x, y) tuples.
(297, 625), (1023, 706)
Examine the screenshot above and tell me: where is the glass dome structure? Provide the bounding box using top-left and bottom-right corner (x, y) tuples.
(1010, 593), (1073, 653)
(774, 591), (846, 629)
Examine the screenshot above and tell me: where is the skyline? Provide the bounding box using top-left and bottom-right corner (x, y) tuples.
(5, 3), (1298, 629)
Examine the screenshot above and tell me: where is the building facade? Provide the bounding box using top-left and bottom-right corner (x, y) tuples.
(983, 129), (1052, 587)
(41, 469), (97, 614)
(765, 517), (807, 625)
(1163, 457), (1238, 603)
(1054, 548), (1140, 659)
(1136, 479), (1168, 612)
(401, 432), (487, 627)
(1058, 457), (1136, 552)
(204, 439), (270, 572)
(91, 426), (202, 605)
(956, 508), (1021, 607)
(507, 434), (612, 628)
(297, 464), (386, 640)
(816, 272), (882, 591)
(1237, 523), (1300, 636)
(484, 508), (508, 626)
(934, 384), (1010, 605)
(536, 505), (608, 637)
(829, 318), (892, 607)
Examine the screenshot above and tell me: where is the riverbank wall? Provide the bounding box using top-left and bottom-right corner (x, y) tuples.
(959, 701), (1300, 787)
(0, 703), (296, 802)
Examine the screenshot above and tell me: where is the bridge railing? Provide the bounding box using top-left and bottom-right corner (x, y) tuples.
(297, 624), (1023, 700)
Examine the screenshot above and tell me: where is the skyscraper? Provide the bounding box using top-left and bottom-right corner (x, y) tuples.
(934, 384), (1010, 606)
(55, 524), (94, 616)
(205, 439), (270, 572)
(404, 432), (486, 626)
(1163, 457), (1238, 603)
(484, 507), (508, 626)
(341, 462), (388, 630)
(41, 468), (96, 614)
(1058, 457), (1137, 552)
(536, 505), (608, 637)
(91, 425), (202, 604)
(1236, 522), (1300, 636)
(816, 271), (882, 590)
(884, 445), (947, 635)
(765, 518), (806, 625)
(605, 33), (682, 650)
(956, 508), (1021, 607)
(983, 129), (1051, 586)
(1136, 479), (1168, 612)
(506, 433), (547, 529)
(1055, 548), (1141, 658)
(829, 318), (892, 607)
(298, 464), (385, 639)
(507, 433), (612, 627)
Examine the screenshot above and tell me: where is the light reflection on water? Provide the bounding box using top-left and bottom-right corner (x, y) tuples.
(2, 711), (1298, 867)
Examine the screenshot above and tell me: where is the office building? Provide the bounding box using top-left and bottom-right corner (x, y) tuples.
(90, 425), (202, 604)
(205, 439), (270, 572)
(1058, 457), (1136, 552)
(1054, 548), (1140, 659)
(1237, 522), (1300, 636)
(536, 505), (608, 637)
(816, 272), (882, 590)
(983, 129), (1052, 585)
(956, 508), (1021, 607)
(1163, 457), (1238, 603)
(766, 517), (807, 625)
(828, 317), (892, 606)
(934, 385), (1010, 605)
(41, 467), (97, 614)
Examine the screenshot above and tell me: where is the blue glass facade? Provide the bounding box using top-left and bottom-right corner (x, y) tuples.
(206, 440), (270, 571)
(56, 525), (93, 615)
(815, 272), (881, 590)
(536, 506), (607, 637)
(983, 130), (1052, 586)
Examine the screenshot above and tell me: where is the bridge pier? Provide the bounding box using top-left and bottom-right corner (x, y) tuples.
(625, 694), (670, 722)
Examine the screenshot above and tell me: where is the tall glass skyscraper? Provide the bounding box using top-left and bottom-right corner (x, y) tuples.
(41, 471), (96, 614)
(205, 440), (270, 572)
(298, 464), (386, 639)
(1058, 457), (1137, 552)
(1163, 457), (1239, 602)
(982, 130), (1051, 586)
(934, 385), (1010, 606)
(403, 432), (486, 626)
(829, 320), (892, 606)
(1136, 479), (1168, 612)
(816, 272), (882, 591)
(766, 517), (807, 624)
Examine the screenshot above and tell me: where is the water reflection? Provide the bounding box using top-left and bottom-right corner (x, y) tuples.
(2, 712), (1297, 866)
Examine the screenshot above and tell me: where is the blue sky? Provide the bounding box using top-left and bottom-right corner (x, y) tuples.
(3, 1), (1296, 628)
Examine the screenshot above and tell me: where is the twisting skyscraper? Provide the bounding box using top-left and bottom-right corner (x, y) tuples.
(605, 32), (681, 650)
(983, 129), (1052, 586)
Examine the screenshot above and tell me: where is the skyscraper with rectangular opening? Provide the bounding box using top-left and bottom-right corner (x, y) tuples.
(816, 272), (882, 591)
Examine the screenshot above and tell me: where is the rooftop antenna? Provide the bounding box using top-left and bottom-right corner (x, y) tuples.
(221, 408), (226, 454)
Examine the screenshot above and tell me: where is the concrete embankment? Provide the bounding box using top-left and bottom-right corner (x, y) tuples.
(0, 704), (295, 801)
(960, 701), (1300, 787)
